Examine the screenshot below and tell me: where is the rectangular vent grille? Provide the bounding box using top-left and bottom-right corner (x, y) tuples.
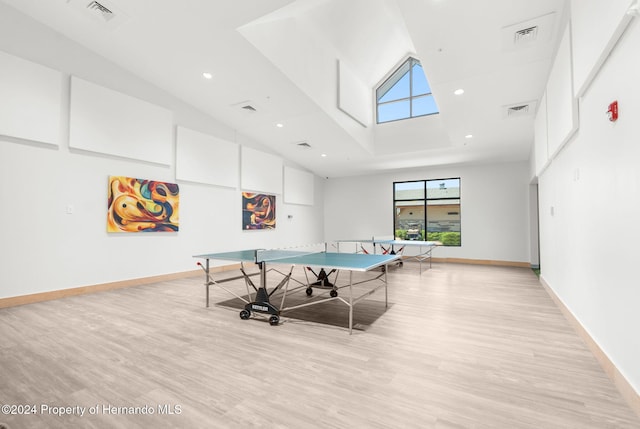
(87, 1), (114, 21)
(67, 0), (128, 28)
(501, 13), (554, 51)
(502, 101), (536, 119)
(507, 104), (530, 116)
(514, 26), (538, 44)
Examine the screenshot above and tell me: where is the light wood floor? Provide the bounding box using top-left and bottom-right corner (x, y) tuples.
(1, 262), (638, 428)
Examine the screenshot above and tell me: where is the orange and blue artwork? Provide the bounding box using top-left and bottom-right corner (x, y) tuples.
(107, 176), (179, 232)
(242, 192), (275, 230)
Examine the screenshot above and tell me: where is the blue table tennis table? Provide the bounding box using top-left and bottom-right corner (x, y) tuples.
(194, 246), (400, 334)
(335, 238), (440, 271)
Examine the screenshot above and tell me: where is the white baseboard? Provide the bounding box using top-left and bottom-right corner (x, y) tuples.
(540, 276), (640, 418)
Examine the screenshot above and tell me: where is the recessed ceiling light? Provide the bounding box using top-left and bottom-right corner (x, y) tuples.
(276, 123), (284, 128)
(321, 154), (327, 157)
(454, 89), (464, 95)
(202, 72), (213, 79)
(465, 134), (473, 139)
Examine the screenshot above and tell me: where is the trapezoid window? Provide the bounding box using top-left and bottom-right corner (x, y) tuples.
(376, 57), (438, 124)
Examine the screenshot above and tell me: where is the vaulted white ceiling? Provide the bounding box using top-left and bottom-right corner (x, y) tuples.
(1, 0), (568, 177)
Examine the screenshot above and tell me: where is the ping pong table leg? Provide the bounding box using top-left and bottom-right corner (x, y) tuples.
(348, 270), (353, 335)
(205, 259), (210, 308)
(384, 264), (388, 308)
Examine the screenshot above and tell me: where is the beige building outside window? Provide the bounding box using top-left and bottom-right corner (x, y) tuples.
(394, 179), (461, 246)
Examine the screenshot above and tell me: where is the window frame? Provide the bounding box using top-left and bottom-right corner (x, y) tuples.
(376, 57), (438, 124)
(393, 178), (461, 246)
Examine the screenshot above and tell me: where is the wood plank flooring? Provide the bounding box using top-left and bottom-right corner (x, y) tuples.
(1, 262), (638, 428)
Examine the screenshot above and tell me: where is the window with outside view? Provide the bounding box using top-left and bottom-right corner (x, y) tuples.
(393, 178), (461, 246)
(376, 57), (438, 124)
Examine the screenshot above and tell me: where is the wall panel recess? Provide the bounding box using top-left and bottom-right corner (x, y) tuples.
(0, 50), (62, 146)
(533, 91), (549, 176)
(546, 23), (578, 159)
(176, 126), (239, 188)
(571, 0), (637, 97)
(284, 166), (314, 205)
(69, 76), (172, 165)
(241, 147), (283, 194)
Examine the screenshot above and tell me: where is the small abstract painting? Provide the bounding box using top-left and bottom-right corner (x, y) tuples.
(242, 192), (276, 230)
(107, 176), (180, 232)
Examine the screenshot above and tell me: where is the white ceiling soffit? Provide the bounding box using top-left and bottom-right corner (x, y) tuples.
(238, 0), (416, 156)
(240, 0), (414, 88)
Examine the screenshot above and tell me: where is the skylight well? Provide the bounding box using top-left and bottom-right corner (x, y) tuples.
(376, 57), (438, 124)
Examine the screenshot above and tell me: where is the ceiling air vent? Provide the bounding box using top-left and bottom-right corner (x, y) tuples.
(67, 0), (128, 28)
(514, 26), (538, 44)
(508, 104), (529, 116)
(296, 142), (311, 149)
(87, 1), (114, 22)
(501, 13), (555, 51)
(503, 101), (537, 119)
(230, 100), (261, 113)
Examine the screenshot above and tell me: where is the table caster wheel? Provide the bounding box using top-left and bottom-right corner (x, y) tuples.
(239, 309), (250, 320)
(306, 287), (313, 296)
(330, 290), (338, 298)
(269, 315), (280, 326)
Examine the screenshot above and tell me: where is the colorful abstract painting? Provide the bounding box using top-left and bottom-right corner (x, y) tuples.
(107, 176), (179, 232)
(242, 192), (276, 230)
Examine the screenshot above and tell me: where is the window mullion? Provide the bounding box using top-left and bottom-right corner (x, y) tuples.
(409, 60), (413, 118)
(423, 181), (427, 240)
(378, 96), (412, 106)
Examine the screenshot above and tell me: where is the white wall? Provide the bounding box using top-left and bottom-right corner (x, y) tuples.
(324, 161), (531, 263)
(537, 16), (640, 395)
(0, 4), (324, 299)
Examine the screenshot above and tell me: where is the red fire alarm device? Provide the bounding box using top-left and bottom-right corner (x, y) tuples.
(607, 100), (618, 122)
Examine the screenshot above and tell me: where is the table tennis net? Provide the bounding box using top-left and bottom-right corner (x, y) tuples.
(255, 244), (326, 263)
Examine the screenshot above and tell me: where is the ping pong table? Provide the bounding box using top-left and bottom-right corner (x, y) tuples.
(335, 238), (440, 272)
(194, 246), (400, 334)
